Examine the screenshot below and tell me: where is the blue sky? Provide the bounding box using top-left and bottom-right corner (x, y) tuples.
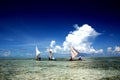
(0, 0), (120, 58)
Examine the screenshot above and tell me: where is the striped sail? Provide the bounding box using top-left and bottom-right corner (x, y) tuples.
(70, 46), (79, 59)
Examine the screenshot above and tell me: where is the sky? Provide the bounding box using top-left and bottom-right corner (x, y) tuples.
(0, 0), (120, 58)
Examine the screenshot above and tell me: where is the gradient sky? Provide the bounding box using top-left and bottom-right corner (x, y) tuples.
(0, 0), (120, 57)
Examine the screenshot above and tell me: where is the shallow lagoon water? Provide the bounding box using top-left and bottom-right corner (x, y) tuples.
(0, 57), (120, 80)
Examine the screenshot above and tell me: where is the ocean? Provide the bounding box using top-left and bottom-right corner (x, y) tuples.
(0, 57), (120, 80)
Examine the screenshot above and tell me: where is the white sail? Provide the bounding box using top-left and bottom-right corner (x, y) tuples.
(70, 46), (79, 59)
(36, 46), (41, 57)
(49, 48), (53, 59)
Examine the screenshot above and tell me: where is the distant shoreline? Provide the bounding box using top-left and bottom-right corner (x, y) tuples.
(0, 56), (120, 61)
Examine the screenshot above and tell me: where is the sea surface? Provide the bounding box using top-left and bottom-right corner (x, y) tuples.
(0, 57), (120, 80)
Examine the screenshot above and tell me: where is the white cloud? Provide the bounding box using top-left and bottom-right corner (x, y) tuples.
(45, 40), (56, 53)
(97, 49), (104, 53)
(3, 51), (11, 57)
(89, 48), (103, 53)
(107, 47), (112, 53)
(49, 24), (102, 54)
(113, 46), (120, 53)
(54, 45), (62, 53)
(50, 40), (56, 48)
(107, 46), (120, 54)
(63, 24), (101, 53)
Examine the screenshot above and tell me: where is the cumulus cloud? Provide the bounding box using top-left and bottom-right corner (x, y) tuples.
(107, 47), (112, 53)
(49, 24), (102, 54)
(113, 46), (120, 53)
(50, 40), (56, 48)
(107, 46), (120, 54)
(89, 48), (103, 53)
(63, 24), (101, 53)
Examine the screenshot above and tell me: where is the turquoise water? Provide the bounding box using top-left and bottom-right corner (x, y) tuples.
(0, 57), (120, 80)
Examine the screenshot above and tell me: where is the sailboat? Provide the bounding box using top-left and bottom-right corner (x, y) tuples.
(69, 46), (82, 61)
(35, 46), (41, 60)
(48, 48), (55, 60)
